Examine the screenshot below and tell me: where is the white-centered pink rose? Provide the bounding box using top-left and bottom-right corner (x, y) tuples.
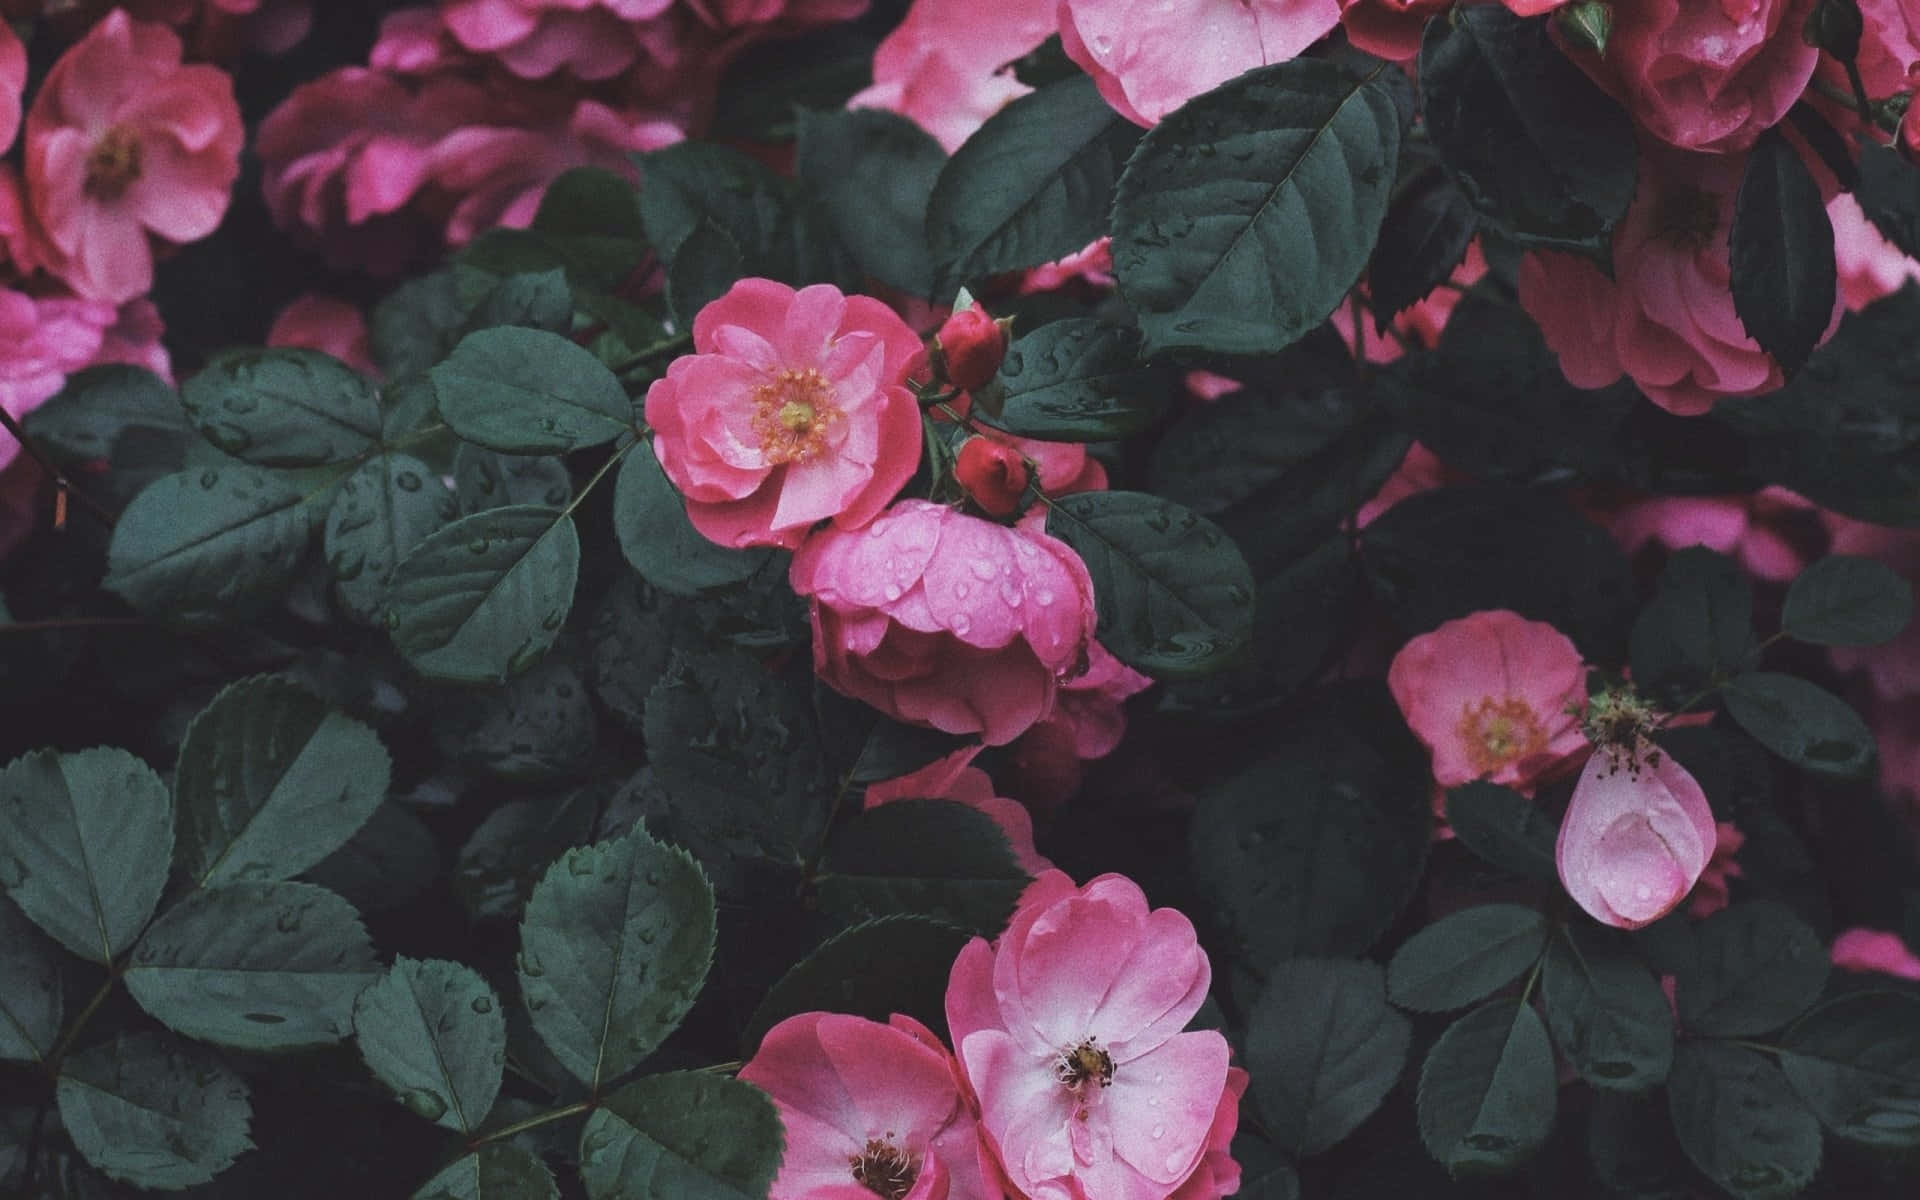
(1556, 737), (1717, 929)
(946, 870), (1236, 1200)
(647, 278), (925, 550)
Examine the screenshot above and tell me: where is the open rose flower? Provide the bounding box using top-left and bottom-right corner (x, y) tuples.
(866, 745), (1054, 875)
(1387, 609), (1590, 792)
(739, 1011), (997, 1200)
(791, 501), (1097, 746)
(25, 10), (244, 304)
(647, 279), (925, 550)
(946, 870), (1236, 1200)
(849, 0), (1055, 151)
(1830, 192), (1920, 312)
(1557, 737), (1717, 929)
(1058, 0), (1342, 126)
(441, 0), (672, 80)
(1831, 928), (1920, 981)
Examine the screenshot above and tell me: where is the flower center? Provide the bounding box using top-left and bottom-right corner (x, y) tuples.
(84, 125), (143, 202)
(848, 1138), (917, 1200)
(1055, 1038), (1115, 1094)
(1457, 696), (1548, 776)
(751, 367), (840, 464)
(1652, 183), (1720, 251)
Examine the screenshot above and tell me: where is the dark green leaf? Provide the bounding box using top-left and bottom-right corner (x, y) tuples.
(0, 747), (171, 963)
(1729, 128), (1836, 374)
(1854, 140), (1920, 263)
(381, 371), (441, 440)
(796, 107), (945, 297)
(413, 1143), (559, 1200)
(1387, 904), (1548, 1013)
(1246, 957), (1410, 1157)
(1587, 1091), (1695, 1200)
(174, 675), (391, 887)
(743, 915), (972, 1054)
(372, 271), (471, 380)
(1367, 170), (1478, 328)
(1416, 999), (1557, 1176)
(453, 789), (600, 922)
(1673, 900), (1828, 1037)
(1629, 547), (1755, 700)
(0, 898), (60, 1063)
(927, 74), (1140, 294)
(1420, 7), (1636, 258)
(454, 443), (573, 512)
(1722, 671), (1875, 778)
(433, 655), (597, 781)
(1045, 490), (1255, 678)
(354, 957), (506, 1134)
(666, 219), (745, 326)
(578, 1071), (782, 1200)
(23, 365), (188, 463)
(1112, 58), (1401, 357)
(974, 319), (1173, 441)
(326, 452), (461, 624)
(104, 467), (312, 625)
(1779, 990), (1920, 1148)
(1668, 1041), (1822, 1200)
(388, 505), (580, 684)
(1190, 725), (1429, 968)
(613, 445), (775, 595)
(125, 880), (378, 1050)
(56, 1032), (252, 1190)
(517, 827), (716, 1089)
(1541, 926), (1674, 1091)
(304, 800), (440, 915)
(462, 268), (573, 335)
(180, 348), (381, 466)
(1781, 554), (1913, 646)
(432, 327), (633, 454)
(588, 574), (682, 731)
(636, 142), (800, 280)
(816, 799), (1031, 934)
(532, 166), (649, 289)
(1444, 782), (1559, 883)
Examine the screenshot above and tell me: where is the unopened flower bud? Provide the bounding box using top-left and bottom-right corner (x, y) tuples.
(954, 436), (1030, 518)
(934, 305), (1009, 392)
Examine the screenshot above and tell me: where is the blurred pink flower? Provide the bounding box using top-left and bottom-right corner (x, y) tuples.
(1829, 192), (1920, 313)
(1823, 514), (1920, 702)
(1557, 737), (1717, 929)
(1355, 442), (1462, 529)
(124, 0), (314, 56)
(1007, 640), (1153, 807)
(739, 1011), (998, 1200)
(1387, 609), (1591, 792)
(792, 502), (1098, 746)
(848, 0), (1055, 151)
(1606, 487), (1815, 583)
(1337, 0), (1447, 62)
(1831, 928), (1920, 980)
(1686, 820), (1746, 918)
(441, 0), (673, 80)
(267, 294), (378, 377)
(867, 745), (1054, 875)
(646, 279), (924, 550)
(1058, 0), (1341, 126)
(25, 11), (244, 304)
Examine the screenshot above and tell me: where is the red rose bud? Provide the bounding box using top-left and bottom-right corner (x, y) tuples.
(955, 436), (1030, 518)
(934, 305), (1008, 392)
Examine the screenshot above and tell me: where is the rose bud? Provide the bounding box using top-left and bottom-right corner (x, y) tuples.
(934, 304), (1008, 392)
(955, 435), (1030, 518)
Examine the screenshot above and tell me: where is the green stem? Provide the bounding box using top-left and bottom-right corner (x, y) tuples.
(610, 333), (694, 377)
(468, 1100), (593, 1149)
(560, 435), (638, 522)
(44, 974), (117, 1080)
(0, 616), (150, 638)
(696, 1060), (743, 1075)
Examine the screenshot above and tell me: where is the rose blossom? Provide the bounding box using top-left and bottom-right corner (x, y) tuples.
(647, 279), (924, 550)
(791, 501), (1097, 746)
(956, 436), (1030, 518)
(124, 0), (314, 56)
(0, 21), (23, 154)
(945, 870), (1235, 1200)
(1830, 192), (1920, 312)
(25, 11), (244, 305)
(739, 1011), (997, 1200)
(1168, 1067), (1248, 1200)
(1830, 928), (1920, 980)
(1007, 640), (1154, 808)
(849, 0), (1056, 151)
(1519, 144), (1839, 416)
(1387, 609), (1590, 792)
(441, 0), (673, 80)
(1686, 820), (1745, 918)
(1336, 0), (1447, 61)
(1565, 0), (1820, 155)
(1605, 486), (1815, 583)
(1556, 736), (1717, 929)
(867, 745), (1054, 876)
(267, 294), (378, 377)
(1057, 0), (1342, 126)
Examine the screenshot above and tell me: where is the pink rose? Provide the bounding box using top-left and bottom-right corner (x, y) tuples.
(1556, 737), (1717, 929)
(945, 870), (1236, 1200)
(848, 0), (1056, 152)
(267, 294), (378, 378)
(1337, 0), (1448, 62)
(1355, 442), (1463, 529)
(1168, 1067), (1248, 1200)
(791, 501), (1097, 746)
(956, 436), (1030, 518)
(1334, 240), (1490, 366)
(739, 1011), (997, 1200)
(1831, 928), (1920, 980)
(1568, 0), (1820, 154)
(1605, 487), (1815, 583)
(866, 745), (1054, 876)
(24, 11), (244, 305)
(1057, 0), (1342, 126)
(934, 304), (1008, 392)
(0, 20), (23, 153)
(1020, 237), (1116, 295)
(441, 0), (672, 80)
(1830, 192), (1920, 312)
(646, 279), (925, 550)
(1006, 639), (1154, 808)
(1686, 820), (1746, 918)
(1519, 145), (1837, 416)
(125, 0), (314, 56)
(1387, 609), (1591, 792)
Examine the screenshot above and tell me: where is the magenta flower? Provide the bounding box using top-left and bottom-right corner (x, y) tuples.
(946, 871), (1235, 1200)
(647, 279), (925, 551)
(1386, 609), (1590, 793)
(791, 502), (1097, 746)
(441, 0), (674, 80)
(739, 1011), (997, 1200)
(24, 10), (244, 304)
(866, 745), (1055, 876)
(848, 0), (1056, 151)
(1556, 738), (1717, 929)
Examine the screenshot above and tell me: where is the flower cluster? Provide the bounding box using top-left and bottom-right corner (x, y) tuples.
(741, 872), (1243, 1200)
